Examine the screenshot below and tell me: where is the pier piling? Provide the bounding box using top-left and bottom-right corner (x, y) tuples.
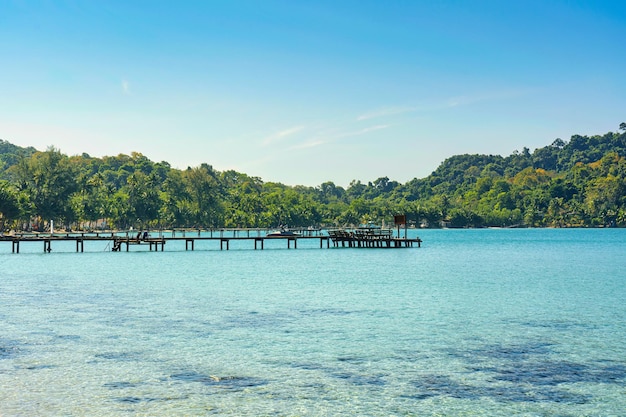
(1, 228), (420, 253)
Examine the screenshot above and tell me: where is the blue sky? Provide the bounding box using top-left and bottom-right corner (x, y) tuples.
(1, 1), (625, 187)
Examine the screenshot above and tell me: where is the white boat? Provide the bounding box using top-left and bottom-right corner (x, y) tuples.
(266, 228), (300, 238)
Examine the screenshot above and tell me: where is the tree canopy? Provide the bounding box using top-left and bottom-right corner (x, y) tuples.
(2, 124), (626, 231)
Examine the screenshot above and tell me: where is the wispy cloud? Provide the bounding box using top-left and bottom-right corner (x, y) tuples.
(445, 94), (491, 108)
(446, 89), (530, 107)
(122, 79), (131, 95)
(335, 124), (390, 139)
(263, 125), (305, 146)
(357, 106), (417, 121)
(289, 124), (390, 150)
(290, 139), (326, 150)
(358, 89), (530, 120)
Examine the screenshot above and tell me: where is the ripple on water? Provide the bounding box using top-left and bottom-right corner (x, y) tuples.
(103, 381), (142, 389)
(408, 373), (592, 404)
(492, 359), (626, 386)
(93, 351), (144, 361)
(413, 340), (626, 404)
(169, 370), (269, 391)
(0, 339), (24, 360)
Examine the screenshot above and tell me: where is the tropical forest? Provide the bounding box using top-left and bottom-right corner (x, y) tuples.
(1, 123), (626, 232)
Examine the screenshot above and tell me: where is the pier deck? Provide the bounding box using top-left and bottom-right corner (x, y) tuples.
(0, 228), (421, 253)
(327, 229), (421, 248)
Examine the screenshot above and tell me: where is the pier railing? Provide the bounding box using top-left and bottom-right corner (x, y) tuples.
(327, 228), (421, 248)
(1, 227), (421, 253)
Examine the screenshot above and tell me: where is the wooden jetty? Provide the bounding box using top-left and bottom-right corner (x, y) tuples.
(0, 227), (421, 253)
(327, 228), (421, 248)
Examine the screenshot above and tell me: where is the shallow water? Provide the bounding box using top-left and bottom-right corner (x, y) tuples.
(1, 229), (625, 416)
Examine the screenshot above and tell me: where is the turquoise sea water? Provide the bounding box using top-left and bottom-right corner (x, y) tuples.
(1, 229), (625, 416)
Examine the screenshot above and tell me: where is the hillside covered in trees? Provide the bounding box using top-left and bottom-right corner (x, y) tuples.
(1, 124), (626, 231)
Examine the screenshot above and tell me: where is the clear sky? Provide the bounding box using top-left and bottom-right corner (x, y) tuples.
(1, 1), (625, 187)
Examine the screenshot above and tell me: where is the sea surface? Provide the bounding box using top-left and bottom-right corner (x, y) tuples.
(1, 228), (625, 416)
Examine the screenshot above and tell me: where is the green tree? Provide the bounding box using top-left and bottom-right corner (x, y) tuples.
(9, 148), (78, 227)
(0, 180), (21, 230)
(126, 172), (162, 228)
(184, 164), (223, 227)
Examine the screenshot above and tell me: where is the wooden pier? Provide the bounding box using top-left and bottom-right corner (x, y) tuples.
(0, 228), (421, 253)
(327, 229), (421, 248)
